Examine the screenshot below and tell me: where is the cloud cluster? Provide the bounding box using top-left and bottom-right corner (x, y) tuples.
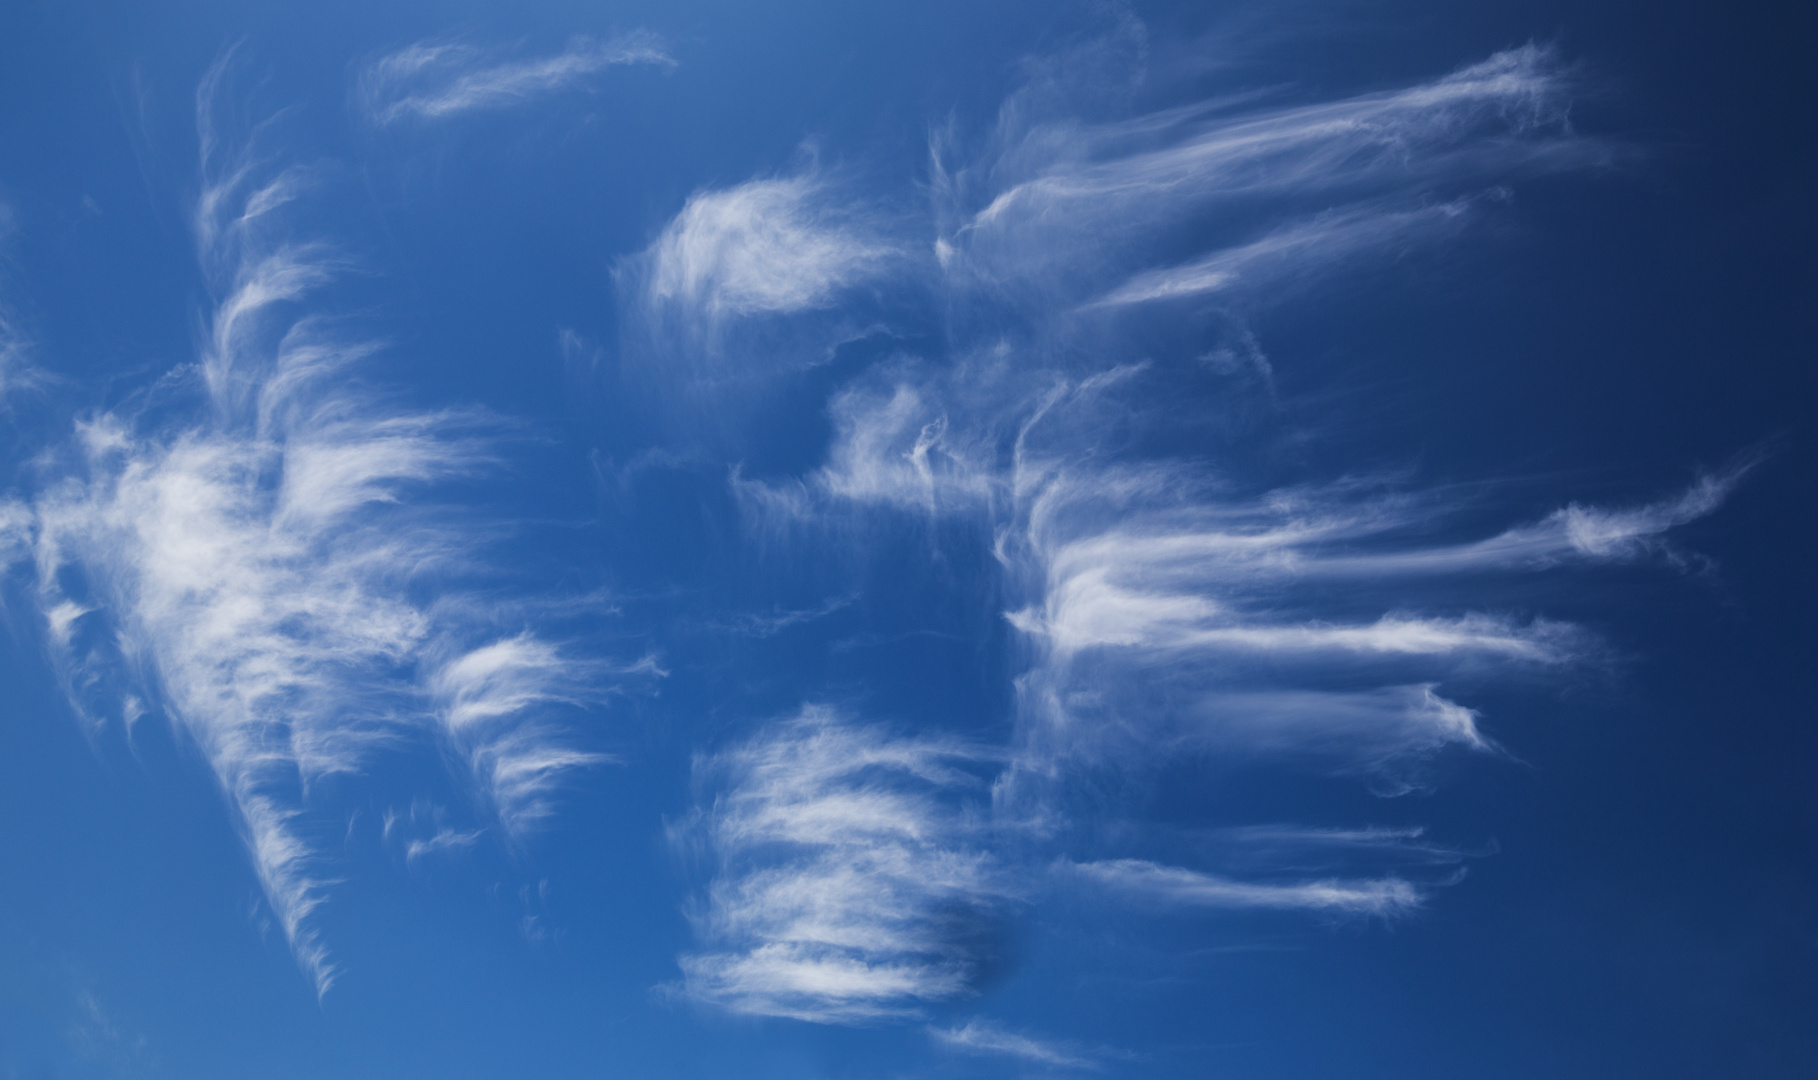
(667, 42), (1745, 1030)
(0, 28), (1744, 1042)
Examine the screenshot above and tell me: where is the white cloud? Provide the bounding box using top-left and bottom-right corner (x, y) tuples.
(381, 799), (486, 864)
(1090, 199), (1476, 307)
(675, 707), (1011, 1023)
(428, 633), (648, 835)
(31, 396), (473, 992)
(713, 595), (855, 638)
(1068, 858), (1424, 916)
(1300, 463), (1758, 577)
(16, 71), (651, 994)
(697, 40), (1747, 1036)
(968, 45), (1577, 233)
(938, 45), (1600, 306)
(0, 214), (51, 401)
(641, 176), (895, 322)
(0, 311), (47, 402)
(931, 1019), (1103, 1070)
(739, 354), (1741, 792)
(359, 34), (672, 125)
(814, 378), (996, 513)
(1191, 686), (1489, 767)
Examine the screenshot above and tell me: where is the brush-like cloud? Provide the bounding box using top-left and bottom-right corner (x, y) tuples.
(360, 34), (672, 125)
(931, 1019), (1103, 1070)
(429, 634), (652, 835)
(1209, 824), (1470, 866)
(617, 175), (906, 399)
(13, 65), (652, 994)
(31, 398), (474, 991)
(641, 176), (896, 323)
(1090, 199), (1478, 307)
(741, 356), (1738, 789)
(992, 401), (1742, 774)
(1192, 686), (1490, 769)
(1068, 859), (1423, 916)
(689, 39), (1743, 1044)
(675, 707), (1011, 1023)
(962, 44), (1580, 237)
(1297, 461), (1760, 578)
(635, 37), (1755, 1046)
(382, 801), (485, 864)
(936, 45), (1601, 309)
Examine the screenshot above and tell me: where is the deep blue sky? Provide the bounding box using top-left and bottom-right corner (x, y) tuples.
(1, 2), (1813, 1078)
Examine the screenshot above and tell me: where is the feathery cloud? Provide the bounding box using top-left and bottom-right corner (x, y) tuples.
(711, 46), (1737, 950)
(937, 45), (1600, 309)
(13, 61), (652, 994)
(931, 1019), (1104, 1070)
(1068, 858), (1424, 916)
(360, 34), (672, 125)
(644, 177), (893, 320)
(675, 707), (1011, 1023)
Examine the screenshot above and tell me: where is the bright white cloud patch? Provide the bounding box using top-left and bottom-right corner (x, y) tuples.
(360, 33), (671, 125)
(642, 176), (895, 322)
(676, 707), (1011, 1023)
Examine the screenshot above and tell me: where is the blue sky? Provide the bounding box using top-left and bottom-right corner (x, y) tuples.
(0, 1), (1813, 1077)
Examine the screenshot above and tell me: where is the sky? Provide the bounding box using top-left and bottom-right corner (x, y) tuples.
(0, 1), (1813, 1077)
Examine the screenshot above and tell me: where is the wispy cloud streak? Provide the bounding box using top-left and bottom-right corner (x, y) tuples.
(1069, 858), (1423, 916)
(936, 45), (1601, 310)
(360, 33), (671, 125)
(0, 214), (50, 402)
(1090, 198), (1480, 307)
(0, 309), (47, 403)
(931, 1019), (1104, 1070)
